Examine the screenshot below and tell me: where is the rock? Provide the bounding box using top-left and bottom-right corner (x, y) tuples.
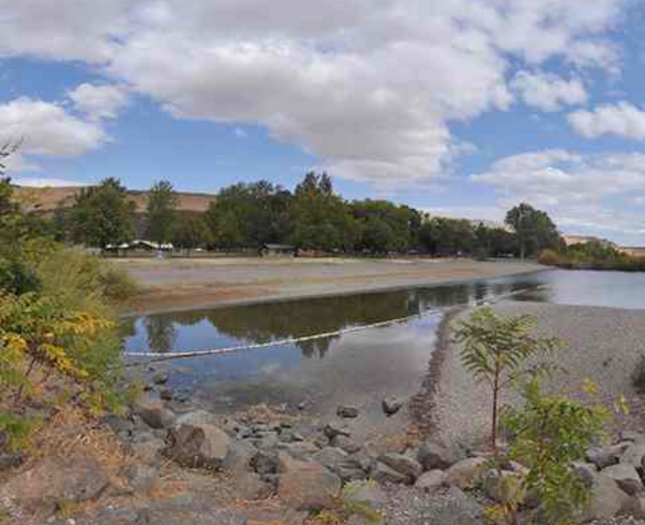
(160, 389), (173, 401)
(313, 447), (366, 482)
(344, 481), (387, 508)
(621, 431), (645, 444)
(572, 462), (597, 489)
(235, 472), (274, 500)
(104, 414), (135, 436)
(123, 464), (159, 495)
(622, 442), (645, 469)
(583, 473), (636, 522)
(251, 449), (279, 475)
(324, 423), (350, 439)
(278, 429), (304, 443)
(0, 453), (23, 472)
(381, 397), (404, 416)
(586, 443), (628, 469)
(602, 463), (643, 496)
(164, 423), (231, 469)
(481, 470), (525, 504)
(417, 438), (464, 471)
(278, 440), (320, 459)
(377, 453), (422, 483)
(337, 405), (360, 419)
(277, 454), (341, 511)
(424, 486), (484, 525)
(370, 462), (408, 484)
(222, 439), (257, 474)
(446, 457), (488, 490)
(131, 437), (166, 466)
(415, 470), (448, 492)
(175, 410), (219, 428)
(152, 370), (169, 385)
(0, 455), (109, 507)
(330, 435), (362, 454)
(133, 393), (176, 429)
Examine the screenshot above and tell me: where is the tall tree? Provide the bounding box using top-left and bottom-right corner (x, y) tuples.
(169, 216), (211, 256)
(68, 178), (136, 249)
(289, 172), (358, 252)
(505, 203), (560, 260)
(145, 180), (178, 244)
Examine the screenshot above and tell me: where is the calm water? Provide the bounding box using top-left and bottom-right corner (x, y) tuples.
(122, 269), (645, 413)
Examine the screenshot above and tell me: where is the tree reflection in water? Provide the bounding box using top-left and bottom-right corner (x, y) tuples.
(128, 275), (543, 357)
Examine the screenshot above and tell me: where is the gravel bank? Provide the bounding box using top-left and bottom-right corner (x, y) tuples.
(433, 301), (645, 447)
(119, 258), (544, 315)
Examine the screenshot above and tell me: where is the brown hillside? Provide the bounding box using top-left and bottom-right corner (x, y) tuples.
(12, 186), (216, 214)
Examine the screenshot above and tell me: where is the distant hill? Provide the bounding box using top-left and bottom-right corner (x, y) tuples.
(12, 186), (216, 214)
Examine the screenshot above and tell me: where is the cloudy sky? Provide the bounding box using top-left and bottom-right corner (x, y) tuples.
(2, 1), (645, 244)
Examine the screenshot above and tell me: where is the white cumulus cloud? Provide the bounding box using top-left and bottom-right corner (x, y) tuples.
(568, 102), (645, 140)
(68, 83), (129, 120)
(512, 71), (588, 112)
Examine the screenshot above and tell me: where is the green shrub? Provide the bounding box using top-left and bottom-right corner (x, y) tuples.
(537, 249), (561, 267)
(0, 257), (41, 294)
(501, 379), (608, 524)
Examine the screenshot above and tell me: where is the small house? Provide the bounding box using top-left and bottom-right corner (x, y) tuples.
(260, 243), (296, 257)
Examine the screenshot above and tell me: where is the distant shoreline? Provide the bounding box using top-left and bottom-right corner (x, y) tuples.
(118, 258), (547, 316)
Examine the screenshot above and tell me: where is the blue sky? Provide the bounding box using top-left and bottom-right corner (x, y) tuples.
(2, 1), (645, 244)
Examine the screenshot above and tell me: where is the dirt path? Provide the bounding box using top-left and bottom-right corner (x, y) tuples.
(117, 258), (544, 315)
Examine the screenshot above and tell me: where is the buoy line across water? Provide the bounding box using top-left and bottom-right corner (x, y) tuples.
(125, 284), (546, 364)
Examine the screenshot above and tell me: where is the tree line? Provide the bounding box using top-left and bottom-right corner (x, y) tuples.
(12, 172), (563, 258)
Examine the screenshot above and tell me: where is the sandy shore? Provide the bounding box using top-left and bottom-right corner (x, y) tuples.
(430, 301), (645, 448)
(117, 257), (544, 315)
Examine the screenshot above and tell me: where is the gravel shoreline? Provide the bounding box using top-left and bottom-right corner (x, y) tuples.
(430, 301), (645, 448)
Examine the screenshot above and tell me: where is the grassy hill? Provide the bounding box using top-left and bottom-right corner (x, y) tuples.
(12, 186), (216, 214)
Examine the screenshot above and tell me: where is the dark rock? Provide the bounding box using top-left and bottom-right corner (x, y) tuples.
(417, 438), (464, 471)
(371, 462), (408, 484)
(377, 453), (422, 484)
(160, 389), (173, 401)
(164, 418), (231, 469)
(104, 414), (135, 435)
(323, 423), (350, 439)
(586, 443), (628, 469)
(337, 405), (360, 419)
(152, 370), (169, 385)
(602, 463), (643, 496)
(381, 397), (404, 416)
(0, 453), (23, 472)
(331, 435), (362, 454)
(251, 449), (279, 475)
(313, 447), (366, 482)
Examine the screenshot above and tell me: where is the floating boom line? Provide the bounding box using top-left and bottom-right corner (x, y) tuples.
(124, 284), (546, 364)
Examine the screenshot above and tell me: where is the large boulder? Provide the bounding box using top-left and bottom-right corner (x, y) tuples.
(586, 443), (628, 470)
(601, 463), (643, 496)
(313, 447), (367, 482)
(331, 435), (362, 454)
(277, 454), (341, 511)
(415, 470), (448, 492)
(222, 439), (257, 474)
(583, 473), (636, 522)
(621, 441), (645, 469)
(417, 439), (464, 471)
(446, 457), (488, 490)
(0, 455), (109, 511)
(378, 453), (422, 484)
(164, 422), (231, 469)
(133, 393), (176, 429)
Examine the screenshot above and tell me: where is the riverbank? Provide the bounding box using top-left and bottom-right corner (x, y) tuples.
(117, 258), (545, 315)
(429, 301), (645, 448)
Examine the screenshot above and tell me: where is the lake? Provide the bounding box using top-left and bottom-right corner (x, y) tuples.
(122, 269), (645, 415)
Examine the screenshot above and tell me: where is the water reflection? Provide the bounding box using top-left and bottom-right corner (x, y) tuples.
(123, 271), (546, 357)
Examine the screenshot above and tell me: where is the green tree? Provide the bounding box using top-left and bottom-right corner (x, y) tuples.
(505, 203), (560, 260)
(68, 178), (136, 249)
(418, 217), (476, 256)
(145, 180), (178, 244)
(455, 307), (560, 452)
(170, 216), (212, 255)
(290, 172), (357, 252)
